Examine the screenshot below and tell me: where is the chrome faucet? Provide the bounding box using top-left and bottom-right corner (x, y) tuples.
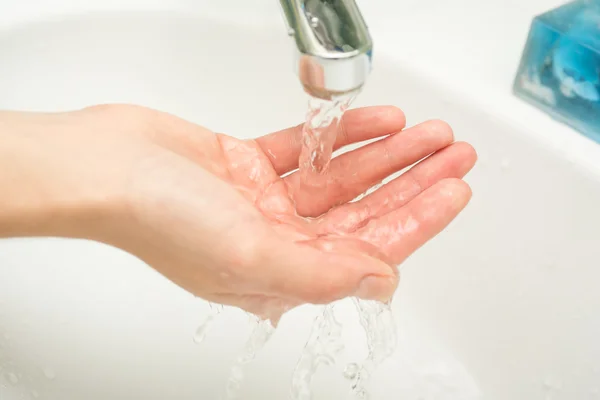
(279, 0), (373, 100)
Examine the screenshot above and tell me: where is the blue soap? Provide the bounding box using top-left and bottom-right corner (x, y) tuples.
(514, 0), (600, 143)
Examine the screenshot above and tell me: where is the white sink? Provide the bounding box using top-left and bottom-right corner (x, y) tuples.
(1, 1), (600, 399)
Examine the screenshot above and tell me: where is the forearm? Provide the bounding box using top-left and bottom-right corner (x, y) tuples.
(0, 111), (124, 239)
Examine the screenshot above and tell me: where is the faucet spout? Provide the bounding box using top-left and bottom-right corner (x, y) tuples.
(279, 0), (373, 100)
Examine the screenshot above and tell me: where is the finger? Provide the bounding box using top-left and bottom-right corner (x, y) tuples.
(257, 238), (397, 304)
(287, 119), (455, 217)
(352, 178), (472, 265)
(322, 142), (477, 234)
(216, 134), (282, 199)
(255, 106), (406, 175)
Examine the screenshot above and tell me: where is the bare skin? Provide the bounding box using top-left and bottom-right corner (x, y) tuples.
(0, 104), (476, 321)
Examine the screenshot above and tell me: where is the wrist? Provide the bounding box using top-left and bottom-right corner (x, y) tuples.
(0, 111), (130, 240)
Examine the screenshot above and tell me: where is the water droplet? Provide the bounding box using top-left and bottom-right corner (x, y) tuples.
(287, 28), (295, 36)
(193, 303), (223, 345)
(310, 16), (319, 28)
(7, 372), (19, 385)
(225, 319), (275, 399)
(352, 182), (383, 202)
(354, 388), (370, 399)
(344, 363), (360, 380)
(209, 302), (224, 313)
(193, 317), (213, 344)
(266, 148), (277, 160)
(42, 367), (55, 380)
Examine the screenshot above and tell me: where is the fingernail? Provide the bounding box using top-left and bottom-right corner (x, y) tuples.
(355, 275), (395, 302)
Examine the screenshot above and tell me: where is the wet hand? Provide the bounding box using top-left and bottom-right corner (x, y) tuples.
(0, 105), (476, 321)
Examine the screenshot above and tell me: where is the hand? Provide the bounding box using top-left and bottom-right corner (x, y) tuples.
(0, 105), (476, 321)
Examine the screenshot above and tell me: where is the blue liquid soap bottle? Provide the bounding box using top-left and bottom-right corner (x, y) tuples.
(514, 0), (600, 143)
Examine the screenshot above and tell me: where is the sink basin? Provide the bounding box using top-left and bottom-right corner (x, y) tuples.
(1, 1), (600, 399)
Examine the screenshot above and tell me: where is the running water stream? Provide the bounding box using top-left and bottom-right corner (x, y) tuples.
(193, 302), (223, 345)
(289, 95), (398, 399)
(205, 94), (398, 400)
(348, 299), (397, 399)
(290, 305), (345, 400)
(224, 318), (276, 399)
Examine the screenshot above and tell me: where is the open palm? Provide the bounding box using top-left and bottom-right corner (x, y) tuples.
(114, 105), (476, 320)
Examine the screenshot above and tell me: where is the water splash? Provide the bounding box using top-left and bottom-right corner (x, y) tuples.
(349, 299), (398, 399)
(290, 305), (345, 400)
(352, 182), (384, 203)
(294, 94), (399, 398)
(224, 318), (275, 400)
(343, 363), (360, 380)
(193, 302), (224, 345)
